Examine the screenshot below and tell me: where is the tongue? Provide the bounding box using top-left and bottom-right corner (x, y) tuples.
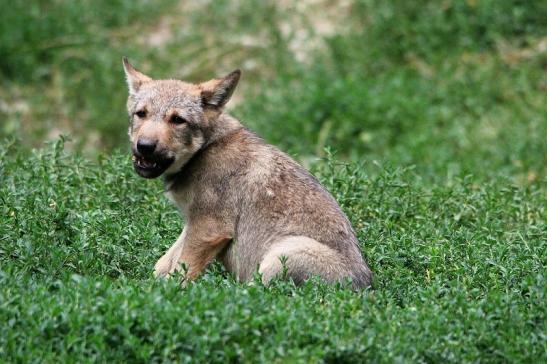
(141, 159), (155, 168)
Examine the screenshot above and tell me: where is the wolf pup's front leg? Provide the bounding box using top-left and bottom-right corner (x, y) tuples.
(155, 223), (232, 282)
(154, 227), (187, 278)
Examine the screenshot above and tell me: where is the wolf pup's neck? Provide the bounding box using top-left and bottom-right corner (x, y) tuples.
(203, 113), (243, 149)
(163, 112), (243, 189)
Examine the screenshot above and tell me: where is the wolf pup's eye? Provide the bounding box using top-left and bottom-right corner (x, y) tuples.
(170, 115), (187, 125)
(135, 110), (147, 118)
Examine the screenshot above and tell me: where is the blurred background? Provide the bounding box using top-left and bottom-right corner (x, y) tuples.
(1, 0), (545, 183)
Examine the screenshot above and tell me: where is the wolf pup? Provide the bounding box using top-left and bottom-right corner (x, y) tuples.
(123, 58), (372, 288)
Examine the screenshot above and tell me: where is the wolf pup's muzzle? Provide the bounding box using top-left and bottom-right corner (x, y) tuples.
(132, 139), (174, 178)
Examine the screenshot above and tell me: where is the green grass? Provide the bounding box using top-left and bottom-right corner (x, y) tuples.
(0, 140), (545, 362)
(1, 0), (546, 362)
(238, 0), (546, 182)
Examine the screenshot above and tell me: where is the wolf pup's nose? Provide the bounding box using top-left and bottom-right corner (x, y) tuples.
(137, 139), (157, 156)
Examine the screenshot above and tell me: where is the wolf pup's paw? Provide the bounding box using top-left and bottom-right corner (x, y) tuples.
(154, 254), (176, 278)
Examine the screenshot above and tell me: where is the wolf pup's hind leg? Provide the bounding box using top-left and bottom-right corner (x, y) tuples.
(258, 236), (371, 288)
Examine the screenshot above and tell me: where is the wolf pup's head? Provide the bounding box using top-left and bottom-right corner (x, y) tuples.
(123, 57), (240, 178)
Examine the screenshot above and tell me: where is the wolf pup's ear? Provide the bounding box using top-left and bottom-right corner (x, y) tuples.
(200, 70), (241, 108)
(122, 57), (152, 95)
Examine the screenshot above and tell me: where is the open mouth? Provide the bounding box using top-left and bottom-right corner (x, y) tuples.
(132, 154), (174, 179)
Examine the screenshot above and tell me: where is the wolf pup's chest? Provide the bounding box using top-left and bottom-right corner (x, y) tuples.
(164, 189), (192, 217)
